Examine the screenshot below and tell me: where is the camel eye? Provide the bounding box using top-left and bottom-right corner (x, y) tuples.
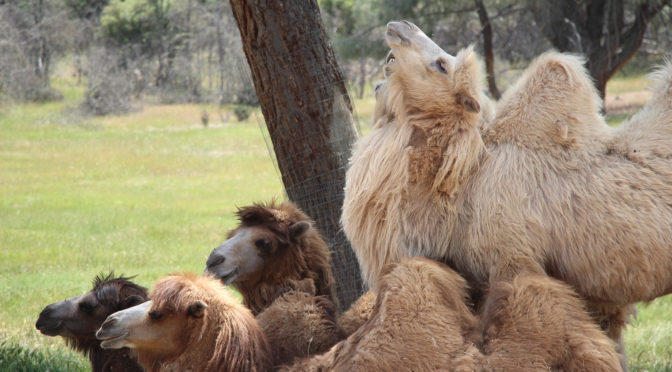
(435, 59), (447, 74)
(148, 310), (164, 320)
(255, 238), (273, 254)
(387, 54), (395, 65)
(79, 301), (96, 314)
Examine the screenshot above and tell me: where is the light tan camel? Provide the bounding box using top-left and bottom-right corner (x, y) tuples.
(341, 20), (672, 364)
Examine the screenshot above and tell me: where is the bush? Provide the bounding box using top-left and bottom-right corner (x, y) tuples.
(233, 105), (253, 122)
(81, 47), (137, 116)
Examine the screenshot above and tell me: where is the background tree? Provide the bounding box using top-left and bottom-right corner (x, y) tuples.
(229, 0), (363, 310)
(529, 0), (672, 100)
(0, 0), (73, 102)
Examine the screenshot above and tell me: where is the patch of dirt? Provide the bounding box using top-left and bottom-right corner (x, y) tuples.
(605, 90), (652, 115)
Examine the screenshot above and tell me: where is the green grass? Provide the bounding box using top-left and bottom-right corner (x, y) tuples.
(1, 73), (670, 370)
(607, 72), (651, 95)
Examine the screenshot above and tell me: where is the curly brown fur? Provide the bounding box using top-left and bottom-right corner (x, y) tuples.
(206, 200), (338, 315)
(257, 290), (344, 367)
(36, 273), (147, 372)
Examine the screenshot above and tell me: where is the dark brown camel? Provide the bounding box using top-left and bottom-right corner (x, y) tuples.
(36, 272), (148, 372)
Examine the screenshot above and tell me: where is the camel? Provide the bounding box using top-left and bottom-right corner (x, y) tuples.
(283, 258), (621, 371)
(341, 20), (672, 357)
(96, 273), (271, 372)
(35, 272), (147, 372)
(205, 200), (338, 315)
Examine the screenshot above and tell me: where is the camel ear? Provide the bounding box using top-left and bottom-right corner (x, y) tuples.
(188, 300), (207, 318)
(455, 91), (480, 113)
(289, 221), (311, 240)
(121, 295), (146, 309)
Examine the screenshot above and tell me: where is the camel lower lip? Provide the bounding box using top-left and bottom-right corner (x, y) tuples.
(37, 326), (62, 336)
(98, 333), (128, 349)
(218, 267), (239, 285)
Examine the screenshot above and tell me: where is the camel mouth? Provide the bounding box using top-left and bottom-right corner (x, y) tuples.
(97, 332), (129, 349)
(386, 22), (411, 46)
(216, 267), (240, 285)
(36, 323), (63, 336)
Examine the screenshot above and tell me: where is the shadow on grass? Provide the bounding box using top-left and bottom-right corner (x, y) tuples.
(0, 342), (87, 372)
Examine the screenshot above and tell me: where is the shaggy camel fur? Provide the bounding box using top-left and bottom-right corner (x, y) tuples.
(205, 200), (338, 315)
(342, 20), (672, 355)
(282, 257), (480, 372)
(36, 273), (147, 372)
(96, 273), (271, 372)
(477, 274), (622, 371)
(257, 289), (344, 367)
(284, 258), (621, 372)
(337, 290), (376, 337)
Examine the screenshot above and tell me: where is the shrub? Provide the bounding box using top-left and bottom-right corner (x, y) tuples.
(233, 105), (253, 122)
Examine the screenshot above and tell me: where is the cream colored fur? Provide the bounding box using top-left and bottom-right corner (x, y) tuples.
(342, 44), (489, 288)
(344, 26), (672, 305)
(342, 21), (672, 365)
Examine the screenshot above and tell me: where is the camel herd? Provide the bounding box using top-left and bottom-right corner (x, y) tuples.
(35, 21), (672, 371)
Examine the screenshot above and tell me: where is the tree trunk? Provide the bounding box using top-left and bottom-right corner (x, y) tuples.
(229, 0), (363, 311)
(475, 0), (501, 100)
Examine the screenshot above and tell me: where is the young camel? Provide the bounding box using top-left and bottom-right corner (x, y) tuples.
(96, 273), (271, 372)
(284, 257), (621, 372)
(205, 200), (338, 315)
(35, 273), (147, 372)
(341, 20), (672, 360)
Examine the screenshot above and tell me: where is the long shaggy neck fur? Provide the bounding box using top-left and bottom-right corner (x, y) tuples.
(342, 47), (488, 289)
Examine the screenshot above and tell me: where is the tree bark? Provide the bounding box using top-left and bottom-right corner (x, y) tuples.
(229, 0), (363, 311)
(474, 0), (501, 100)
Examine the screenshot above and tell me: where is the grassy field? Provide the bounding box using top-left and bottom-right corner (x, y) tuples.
(1, 72), (670, 371)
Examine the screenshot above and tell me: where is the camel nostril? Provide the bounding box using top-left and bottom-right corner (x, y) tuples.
(206, 255), (225, 268)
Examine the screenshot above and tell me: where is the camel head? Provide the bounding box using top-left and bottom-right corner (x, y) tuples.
(36, 273), (147, 351)
(383, 21), (484, 121)
(204, 202), (311, 286)
(96, 275), (211, 355)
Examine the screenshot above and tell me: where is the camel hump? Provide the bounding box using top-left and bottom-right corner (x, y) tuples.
(486, 51), (611, 151)
(613, 61), (672, 159)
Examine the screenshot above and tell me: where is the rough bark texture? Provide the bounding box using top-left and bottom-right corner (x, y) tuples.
(229, 0), (363, 311)
(530, 0), (671, 100)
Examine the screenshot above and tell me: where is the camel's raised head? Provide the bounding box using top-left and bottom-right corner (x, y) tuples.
(384, 21), (483, 117)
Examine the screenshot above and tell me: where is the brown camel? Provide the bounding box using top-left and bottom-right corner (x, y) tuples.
(96, 273), (271, 372)
(35, 272), (147, 372)
(205, 200), (338, 315)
